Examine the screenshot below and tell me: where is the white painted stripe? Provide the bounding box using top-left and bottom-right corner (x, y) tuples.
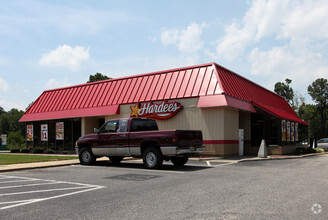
(0, 199), (35, 205)
(0, 179), (41, 184)
(0, 181), (60, 189)
(206, 161), (211, 166)
(212, 162), (236, 167)
(0, 175), (101, 188)
(0, 175), (37, 180)
(0, 186), (93, 196)
(0, 186), (104, 210)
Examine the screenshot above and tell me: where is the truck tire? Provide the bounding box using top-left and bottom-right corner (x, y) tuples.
(171, 155), (189, 167)
(79, 148), (96, 165)
(143, 147), (163, 169)
(109, 156), (124, 164)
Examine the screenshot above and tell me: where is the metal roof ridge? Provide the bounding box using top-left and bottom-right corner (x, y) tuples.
(42, 62), (216, 93)
(213, 62), (286, 102)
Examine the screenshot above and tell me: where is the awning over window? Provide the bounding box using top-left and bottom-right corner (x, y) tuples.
(19, 105), (120, 122)
(197, 94), (256, 113)
(253, 102), (307, 125)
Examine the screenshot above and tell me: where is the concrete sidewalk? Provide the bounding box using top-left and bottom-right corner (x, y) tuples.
(0, 152), (327, 173)
(194, 152), (328, 163)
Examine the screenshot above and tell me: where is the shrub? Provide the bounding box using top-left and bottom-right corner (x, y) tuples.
(305, 147), (324, 153)
(33, 148), (43, 154)
(7, 132), (25, 150)
(306, 147), (316, 153)
(314, 148), (324, 153)
(295, 147), (306, 154)
(20, 148), (30, 153)
(46, 149), (55, 154)
(10, 148), (20, 153)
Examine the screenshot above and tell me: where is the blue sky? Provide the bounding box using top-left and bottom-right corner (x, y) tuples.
(0, 0), (327, 111)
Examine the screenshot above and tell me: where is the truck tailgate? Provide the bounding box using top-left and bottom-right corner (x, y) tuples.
(175, 130), (203, 147)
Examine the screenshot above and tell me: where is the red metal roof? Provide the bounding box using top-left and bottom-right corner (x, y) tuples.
(19, 62), (306, 124)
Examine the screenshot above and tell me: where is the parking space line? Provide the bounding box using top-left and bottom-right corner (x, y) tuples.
(212, 162), (236, 167)
(0, 186), (104, 210)
(0, 186), (94, 196)
(0, 182), (59, 189)
(0, 199), (36, 205)
(0, 179), (41, 184)
(0, 175), (105, 211)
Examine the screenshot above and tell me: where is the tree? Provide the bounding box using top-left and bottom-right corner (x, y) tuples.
(298, 103), (321, 140)
(7, 108), (25, 135)
(307, 78), (328, 138)
(87, 73), (111, 83)
(274, 78), (294, 106)
(7, 131), (25, 149)
(0, 107), (24, 135)
(0, 114), (10, 134)
(0, 106), (5, 115)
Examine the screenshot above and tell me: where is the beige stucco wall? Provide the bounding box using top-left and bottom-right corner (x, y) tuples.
(81, 117), (103, 136)
(119, 98), (226, 140)
(120, 98), (244, 156)
(80, 98), (251, 156)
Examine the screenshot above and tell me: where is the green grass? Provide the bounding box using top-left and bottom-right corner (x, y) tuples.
(0, 154), (78, 165)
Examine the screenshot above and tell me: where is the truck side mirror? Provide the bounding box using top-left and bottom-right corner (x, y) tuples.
(94, 128), (99, 133)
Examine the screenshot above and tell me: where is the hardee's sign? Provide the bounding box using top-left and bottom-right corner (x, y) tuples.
(130, 101), (183, 120)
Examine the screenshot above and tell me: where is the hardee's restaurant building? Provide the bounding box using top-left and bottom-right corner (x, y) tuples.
(19, 62), (307, 156)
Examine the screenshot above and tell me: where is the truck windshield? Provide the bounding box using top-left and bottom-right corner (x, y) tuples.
(131, 119), (158, 132)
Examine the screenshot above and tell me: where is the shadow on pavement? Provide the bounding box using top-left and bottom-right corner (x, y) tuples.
(88, 160), (212, 172)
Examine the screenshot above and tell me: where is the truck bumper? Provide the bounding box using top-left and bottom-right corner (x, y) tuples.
(176, 146), (206, 155)
(161, 146), (206, 156)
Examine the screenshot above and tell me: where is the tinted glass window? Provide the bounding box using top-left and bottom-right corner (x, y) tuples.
(131, 119), (158, 132)
(117, 119), (128, 133)
(100, 120), (118, 133)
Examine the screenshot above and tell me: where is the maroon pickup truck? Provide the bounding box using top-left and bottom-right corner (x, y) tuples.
(75, 117), (205, 169)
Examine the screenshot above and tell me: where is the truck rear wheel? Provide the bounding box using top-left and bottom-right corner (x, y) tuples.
(143, 147), (163, 169)
(79, 148), (96, 165)
(171, 155), (189, 167)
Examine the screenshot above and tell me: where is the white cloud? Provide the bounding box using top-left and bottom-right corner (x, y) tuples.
(215, 22), (253, 62)
(249, 45), (328, 96)
(39, 45), (90, 71)
(46, 77), (71, 89)
(214, 0), (289, 61)
(0, 99), (25, 111)
(280, 0), (328, 41)
(161, 23), (206, 54)
(0, 77), (9, 92)
(210, 0), (328, 102)
(214, 0), (328, 62)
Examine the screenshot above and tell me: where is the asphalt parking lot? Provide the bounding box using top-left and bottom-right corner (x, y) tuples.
(1, 156), (328, 219)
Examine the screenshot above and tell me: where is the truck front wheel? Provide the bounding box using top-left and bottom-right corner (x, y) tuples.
(171, 155), (189, 167)
(143, 147), (163, 169)
(79, 148), (96, 165)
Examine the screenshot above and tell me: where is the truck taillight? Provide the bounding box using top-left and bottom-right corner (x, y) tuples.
(173, 135), (178, 144)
